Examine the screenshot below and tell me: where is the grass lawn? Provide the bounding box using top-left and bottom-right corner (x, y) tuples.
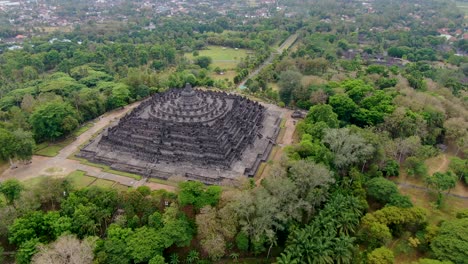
(185, 45), (249, 70)
(269, 82), (280, 92)
(254, 163), (267, 179)
(73, 123), (94, 137)
(394, 153), (468, 222)
(23, 175), (49, 188)
(398, 153), (468, 197)
(114, 184), (129, 191)
(210, 70), (237, 82)
(34, 137), (73, 157)
(19, 170), (130, 191)
(66, 170), (97, 188)
(71, 156), (142, 180)
(91, 179), (115, 188)
(301, 75), (327, 87)
(276, 118), (287, 144)
(34, 138), (73, 157)
(148, 177), (179, 187)
(399, 186), (467, 225)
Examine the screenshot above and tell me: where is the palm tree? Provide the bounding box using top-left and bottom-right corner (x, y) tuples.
(169, 253), (179, 264)
(229, 252), (239, 263)
(276, 253), (299, 264)
(186, 250), (199, 264)
(332, 235), (355, 264)
(336, 211), (360, 235)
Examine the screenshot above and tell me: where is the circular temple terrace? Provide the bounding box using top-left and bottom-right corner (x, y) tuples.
(78, 84), (281, 184)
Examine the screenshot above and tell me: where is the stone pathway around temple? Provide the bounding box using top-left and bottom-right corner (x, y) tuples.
(0, 101), (175, 192)
(255, 108), (297, 185)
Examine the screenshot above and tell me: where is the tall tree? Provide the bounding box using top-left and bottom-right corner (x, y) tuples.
(29, 101), (79, 141)
(305, 104), (339, 128)
(288, 160), (335, 222)
(12, 129), (35, 162)
(278, 70), (303, 105)
(430, 217), (468, 264)
(196, 206), (237, 260)
(444, 118), (468, 155)
(32, 234), (95, 264)
(0, 128), (16, 164)
(322, 128), (374, 172)
(449, 157), (467, 183)
(367, 247), (394, 264)
(426, 172), (457, 207)
(193, 56), (212, 69)
(0, 179), (23, 205)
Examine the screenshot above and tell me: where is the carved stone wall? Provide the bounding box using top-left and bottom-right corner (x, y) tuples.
(78, 84), (281, 184)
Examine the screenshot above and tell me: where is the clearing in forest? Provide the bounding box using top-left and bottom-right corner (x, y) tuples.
(185, 45), (249, 69)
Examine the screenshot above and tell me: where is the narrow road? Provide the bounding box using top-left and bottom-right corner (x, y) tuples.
(0, 101), (176, 192)
(238, 33), (298, 88)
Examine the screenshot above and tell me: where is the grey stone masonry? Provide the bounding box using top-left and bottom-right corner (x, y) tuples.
(78, 84), (281, 184)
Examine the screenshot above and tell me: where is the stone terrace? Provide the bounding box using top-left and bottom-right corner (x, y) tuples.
(78, 84), (281, 184)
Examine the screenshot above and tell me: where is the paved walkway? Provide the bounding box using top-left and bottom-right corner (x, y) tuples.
(0, 102), (176, 192)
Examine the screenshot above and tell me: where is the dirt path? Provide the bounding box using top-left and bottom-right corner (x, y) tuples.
(280, 111), (296, 145)
(436, 154), (448, 172)
(427, 154), (449, 175)
(0, 101), (176, 192)
(398, 182), (468, 200)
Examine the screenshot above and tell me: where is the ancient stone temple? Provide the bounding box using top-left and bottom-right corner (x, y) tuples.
(79, 84), (281, 184)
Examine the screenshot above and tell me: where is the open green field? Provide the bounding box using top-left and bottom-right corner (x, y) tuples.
(268, 82), (280, 92)
(23, 175), (49, 188)
(21, 171), (130, 191)
(73, 157), (142, 180)
(66, 170), (97, 188)
(185, 45), (249, 70)
(210, 70), (237, 82)
(148, 177), (179, 187)
(114, 183), (130, 191)
(34, 138), (74, 157)
(456, 1), (468, 15)
(91, 179), (115, 188)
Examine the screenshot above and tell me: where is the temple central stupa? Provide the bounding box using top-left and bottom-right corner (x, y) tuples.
(78, 84), (281, 184)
